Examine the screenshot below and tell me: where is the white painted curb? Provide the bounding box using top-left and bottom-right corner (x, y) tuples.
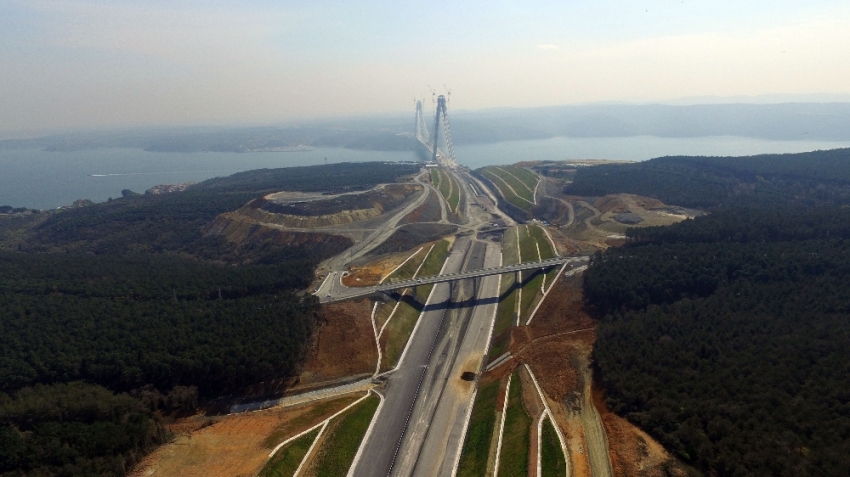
(345, 390), (385, 477)
(525, 365), (570, 475)
(493, 373), (512, 477)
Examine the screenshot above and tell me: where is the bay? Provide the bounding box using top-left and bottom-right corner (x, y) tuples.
(2, 135), (849, 209)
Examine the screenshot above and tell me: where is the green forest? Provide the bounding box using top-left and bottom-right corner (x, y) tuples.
(9, 162), (417, 257)
(585, 206), (850, 476)
(564, 148), (850, 208)
(0, 162), (416, 476)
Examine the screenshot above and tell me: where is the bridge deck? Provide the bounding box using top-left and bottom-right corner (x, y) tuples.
(318, 255), (588, 304)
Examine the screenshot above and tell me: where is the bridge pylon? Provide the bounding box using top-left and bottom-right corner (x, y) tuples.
(414, 100), (431, 149)
(430, 95), (458, 169)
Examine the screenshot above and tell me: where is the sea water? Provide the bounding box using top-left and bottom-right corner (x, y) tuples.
(2, 136), (849, 209)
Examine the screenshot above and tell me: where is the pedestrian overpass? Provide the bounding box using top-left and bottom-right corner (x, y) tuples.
(318, 255), (588, 304)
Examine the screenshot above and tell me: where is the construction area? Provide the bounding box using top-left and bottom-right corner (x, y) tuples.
(130, 96), (698, 477)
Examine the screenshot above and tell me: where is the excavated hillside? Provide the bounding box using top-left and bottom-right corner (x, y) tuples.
(203, 182), (423, 257)
(203, 213), (352, 255)
(593, 194), (665, 214)
(241, 183), (422, 228)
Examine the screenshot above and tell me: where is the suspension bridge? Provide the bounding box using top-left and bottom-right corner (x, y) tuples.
(415, 94), (458, 169)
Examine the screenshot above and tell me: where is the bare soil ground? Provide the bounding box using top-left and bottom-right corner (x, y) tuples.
(261, 183), (421, 217)
(366, 223), (457, 257)
(556, 194), (693, 251)
(504, 272), (686, 477)
(542, 226), (582, 256)
(298, 299), (377, 386)
(519, 367), (545, 477)
(593, 388), (691, 477)
(342, 249), (413, 287)
(129, 395), (359, 477)
(399, 189), (442, 224)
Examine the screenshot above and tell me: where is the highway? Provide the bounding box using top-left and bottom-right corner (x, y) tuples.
(347, 169), (509, 477)
(400, 241), (501, 477)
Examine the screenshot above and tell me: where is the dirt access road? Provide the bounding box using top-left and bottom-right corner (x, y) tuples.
(315, 172), (434, 297)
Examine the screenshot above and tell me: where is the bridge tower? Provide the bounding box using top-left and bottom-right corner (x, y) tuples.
(429, 95), (457, 169)
(414, 100), (431, 148)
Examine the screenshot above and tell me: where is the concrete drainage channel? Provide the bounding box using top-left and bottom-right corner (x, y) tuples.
(229, 376), (374, 413)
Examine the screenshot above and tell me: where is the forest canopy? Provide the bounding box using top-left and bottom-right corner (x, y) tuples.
(0, 162), (417, 477)
(585, 206), (850, 476)
(564, 148), (850, 208)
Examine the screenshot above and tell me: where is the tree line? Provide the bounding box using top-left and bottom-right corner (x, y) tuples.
(564, 148), (850, 208)
(0, 162), (418, 476)
(585, 206), (850, 476)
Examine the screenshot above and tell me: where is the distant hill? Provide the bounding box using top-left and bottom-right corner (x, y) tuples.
(4, 102), (850, 151)
(0, 162), (417, 477)
(564, 148), (850, 208)
(578, 150), (850, 476)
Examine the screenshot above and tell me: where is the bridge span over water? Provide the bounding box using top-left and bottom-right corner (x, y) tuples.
(318, 255), (588, 304)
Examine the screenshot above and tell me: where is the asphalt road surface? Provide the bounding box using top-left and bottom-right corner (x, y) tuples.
(350, 237), (474, 476)
(346, 169), (515, 477)
(401, 241), (501, 477)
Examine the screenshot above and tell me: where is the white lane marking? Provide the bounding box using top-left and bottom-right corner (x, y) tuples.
(493, 373), (512, 477)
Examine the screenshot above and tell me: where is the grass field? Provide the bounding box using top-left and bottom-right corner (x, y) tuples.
(527, 225), (556, 259)
(518, 225), (539, 262)
(490, 227), (521, 358)
(383, 246), (429, 283)
(517, 225), (561, 323)
(457, 379), (501, 477)
(498, 370), (532, 477)
(431, 168), (460, 212)
(430, 167), (441, 189)
(382, 299), (425, 368)
(258, 428), (319, 477)
(540, 417), (567, 477)
(527, 225), (561, 307)
(479, 166), (538, 211)
(381, 239), (451, 368)
(490, 224), (560, 350)
(261, 396), (360, 449)
(308, 394), (380, 476)
(506, 167), (540, 192)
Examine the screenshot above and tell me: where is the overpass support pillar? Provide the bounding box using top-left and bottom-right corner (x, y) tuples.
(413, 285), (418, 301)
(514, 270), (519, 286)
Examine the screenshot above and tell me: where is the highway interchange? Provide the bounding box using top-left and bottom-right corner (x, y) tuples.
(315, 167), (512, 476)
(317, 166), (585, 476)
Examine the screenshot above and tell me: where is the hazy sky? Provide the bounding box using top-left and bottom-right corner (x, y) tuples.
(3, 0), (850, 135)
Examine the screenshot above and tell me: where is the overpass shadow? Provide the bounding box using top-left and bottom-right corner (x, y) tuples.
(384, 266), (554, 312)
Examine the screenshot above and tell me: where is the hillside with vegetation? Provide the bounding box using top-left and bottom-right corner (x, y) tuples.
(584, 195), (850, 474)
(0, 162), (417, 477)
(564, 148), (850, 208)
